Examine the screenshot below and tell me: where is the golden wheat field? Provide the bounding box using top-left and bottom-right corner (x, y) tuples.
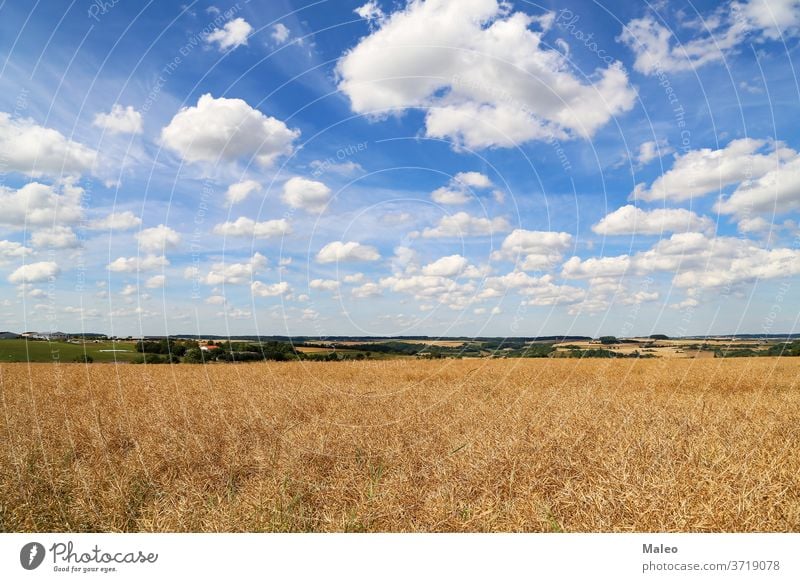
(1, 358), (798, 533)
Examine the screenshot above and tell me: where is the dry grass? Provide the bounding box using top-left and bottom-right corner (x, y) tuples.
(1, 359), (798, 532)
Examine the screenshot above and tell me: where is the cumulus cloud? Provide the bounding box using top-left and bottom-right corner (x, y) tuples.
(355, 1), (385, 24)
(620, 1), (800, 76)
(562, 255), (631, 279)
(88, 211), (142, 231)
(737, 216), (772, 233)
(491, 229), (573, 270)
(0, 181), (84, 228)
(563, 232), (800, 297)
(8, 261), (60, 284)
(92, 104), (143, 135)
(422, 212), (511, 238)
(343, 273), (365, 283)
(251, 280), (291, 297)
(309, 279), (340, 292)
(421, 255), (469, 278)
(202, 253), (268, 285)
(145, 275), (166, 289)
(431, 186), (471, 205)
(636, 139), (674, 165)
(352, 282), (382, 298)
(480, 271), (586, 306)
(0, 241), (31, 264)
(337, 0), (635, 149)
(225, 179), (261, 205)
(431, 171), (494, 205)
(136, 225), (181, 253)
(282, 177), (331, 213)
(0, 113), (96, 177)
(213, 217), (291, 238)
(592, 205), (715, 235)
(631, 138), (786, 203)
(30, 226), (80, 249)
(161, 94), (299, 165)
(379, 273), (475, 310)
(715, 154), (800, 216)
(420, 254), (480, 278)
(107, 255), (169, 273)
(204, 17), (253, 51)
(271, 23), (291, 44)
(316, 241), (380, 263)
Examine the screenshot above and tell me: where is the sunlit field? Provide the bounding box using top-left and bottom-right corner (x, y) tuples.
(1, 359), (798, 532)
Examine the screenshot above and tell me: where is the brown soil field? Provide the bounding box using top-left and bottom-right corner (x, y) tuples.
(1, 359), (798, 532)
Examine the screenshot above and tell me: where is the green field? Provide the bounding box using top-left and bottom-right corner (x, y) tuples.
(0, 339), (140, 363)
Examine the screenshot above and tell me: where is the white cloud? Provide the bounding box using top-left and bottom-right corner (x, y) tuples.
(454, 171), (492, 189)
(0, 241), (31, 264)
(421, 254), (469, 277)
(88, 211), (142, 231)
(145, 275), (166, 289)
(136, 225), (181, 253)
(734, 0), (800, 40)
(630, 137), (800, 218)
(213, 217), (292, 238)
(620, 1), (800, 75)
(8, 261), (60, 284)
(343, 273), (365, 283)
(282, 177), (331, 213)
(161, 94), (299, 165)
(316, 241), (380, 264)
(271, 23), (291, 44)
(422, 212), (511, 238)
(431, 187), (470, 205)
(309, 279), (340, 292)
(632, 138), (783, 203)
(480, 272), (585, 306)
(0, 181), (84, 228)
(352, 282), (382, 298)
(107, 255), (169, 273)
(430, 171), (493, 205)
(92, 104), (143, 135)
(203, 253), (268, 285)
(618, 15), (741, 75)
(737, 216), (772, 233)
(206, 295), (226, 305)
(380, 273), (470, 304)
(355, 1), (385, 24)
(204, 17), (253, 51)
(491, 229), (573, 270)
(225, 179), (261, 205)
(337, 0), (635, 149)
(564, 232), (800, 297)
(636, 139), (673, 165)
(592, 205), (715, 235)
(715, 155), (800, 216)
(30, 226), (80, 249)
(251, 280), (291, 297)
(0, 113), (96, 177)
(562, 255), (631, 279)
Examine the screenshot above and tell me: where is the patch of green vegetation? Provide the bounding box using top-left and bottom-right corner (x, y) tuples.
(767, 340), (800, 357)
(0, 339), (140, 363)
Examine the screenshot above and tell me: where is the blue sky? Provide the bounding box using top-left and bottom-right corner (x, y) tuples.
(0, 0), (799, 337)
